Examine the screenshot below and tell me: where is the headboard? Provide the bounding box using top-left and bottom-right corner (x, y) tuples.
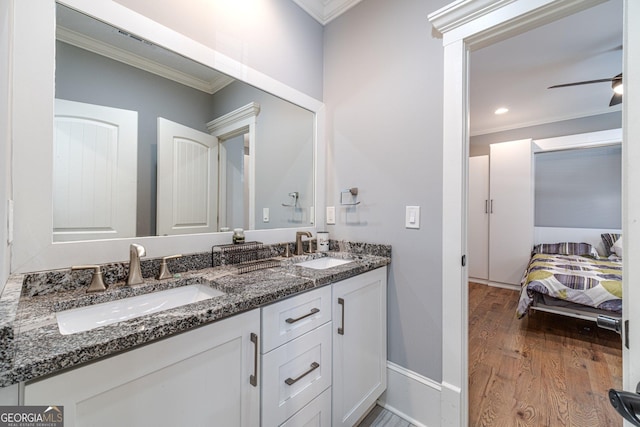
(534, 227), (622, 257)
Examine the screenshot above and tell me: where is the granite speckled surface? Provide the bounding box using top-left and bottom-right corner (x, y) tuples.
(0, 243), (390, 388)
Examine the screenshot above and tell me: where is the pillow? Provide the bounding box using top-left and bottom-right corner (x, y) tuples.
(532, 242), (600, 258)
(612, 236), (623, 258)
(601, 233), (621, 257)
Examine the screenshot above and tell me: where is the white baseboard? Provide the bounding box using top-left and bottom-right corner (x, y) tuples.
(377, 361), (442, 427)
(488, 281), (519, 291)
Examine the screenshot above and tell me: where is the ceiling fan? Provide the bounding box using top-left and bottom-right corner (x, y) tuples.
(548, 73), (623, 106)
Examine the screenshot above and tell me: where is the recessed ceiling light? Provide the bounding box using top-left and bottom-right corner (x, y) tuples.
(494, 107), (509, 115)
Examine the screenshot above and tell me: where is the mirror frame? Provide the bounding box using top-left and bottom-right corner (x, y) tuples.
(11, 0), (325, 273)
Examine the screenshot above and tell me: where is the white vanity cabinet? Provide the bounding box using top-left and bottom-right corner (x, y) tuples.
(261, 286), (332, 427)
(24, 309), (260, 427)
(18, 266), (388, 427)
(332, 267), (387, 427)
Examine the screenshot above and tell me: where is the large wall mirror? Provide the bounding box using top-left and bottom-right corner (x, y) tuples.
(54, 4), (315, 242)
(11, 0), (324, 272)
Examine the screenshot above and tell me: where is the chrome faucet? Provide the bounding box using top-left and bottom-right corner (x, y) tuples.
(295, 231), (312, 255)
(127, 244), (146, 285)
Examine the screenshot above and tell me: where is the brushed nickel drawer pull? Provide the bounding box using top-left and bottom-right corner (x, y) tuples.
(285, 308), (320, 324)
(250, 333), (258, 387)
(338, 297), (345, 335)
(285, 362), (320, 386)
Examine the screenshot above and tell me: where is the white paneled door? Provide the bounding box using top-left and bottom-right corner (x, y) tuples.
(53, 99), (138, 242)
(156, 118), (219, 236)
(468, 155), (489, 281)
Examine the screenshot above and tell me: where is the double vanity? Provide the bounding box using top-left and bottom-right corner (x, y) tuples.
(0, 240), (390, 426)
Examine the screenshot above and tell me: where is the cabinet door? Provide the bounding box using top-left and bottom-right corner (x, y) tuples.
(468, 155), (489, 281)
(489, 139), (533, 286)
(24, 310), (260, 427)
(332, 268), (387, 427)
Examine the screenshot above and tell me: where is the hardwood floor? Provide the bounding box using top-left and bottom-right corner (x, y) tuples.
(468, 282), (622, 426)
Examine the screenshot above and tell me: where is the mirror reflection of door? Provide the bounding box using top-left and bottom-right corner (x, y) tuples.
(156, 118), (219, 236)
(53, 99), (138, 242)
(219, 133), (250, 231)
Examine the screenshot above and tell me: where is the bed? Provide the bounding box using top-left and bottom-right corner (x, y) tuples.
(517, 236), (623, 330)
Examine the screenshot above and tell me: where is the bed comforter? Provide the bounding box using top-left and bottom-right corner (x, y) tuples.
(517, 253), (622, 318)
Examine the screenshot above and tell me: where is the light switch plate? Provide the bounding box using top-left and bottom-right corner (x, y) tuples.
(263, 208), (269, 222)
(405, 206), (420, 229)
(326, 206), (336, 225)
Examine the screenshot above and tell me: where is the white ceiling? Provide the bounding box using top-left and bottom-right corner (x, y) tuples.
(469, 0), (623, 136)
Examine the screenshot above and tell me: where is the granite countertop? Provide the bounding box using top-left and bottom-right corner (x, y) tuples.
(0, 249), (390, 388)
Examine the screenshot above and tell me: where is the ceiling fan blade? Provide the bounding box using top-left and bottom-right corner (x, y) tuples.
(548, 77), (618, 89)
(610, 93), (622, 107)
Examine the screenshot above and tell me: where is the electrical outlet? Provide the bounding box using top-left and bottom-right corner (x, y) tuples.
(263, 208), (269, 222)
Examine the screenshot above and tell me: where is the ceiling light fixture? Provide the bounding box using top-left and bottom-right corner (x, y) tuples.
(613, 80), (623, 95)
(494, 107), (509, 115)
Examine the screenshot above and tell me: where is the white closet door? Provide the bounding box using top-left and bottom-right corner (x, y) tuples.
(53, 99), (138, 242)
(468, 155), (489, 281)
(489, 139), (533, 286)
(156, 118), (219, 236)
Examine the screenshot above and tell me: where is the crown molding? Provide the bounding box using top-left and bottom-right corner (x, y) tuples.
(56, 26), (234, 94)
(206, 102), (261, 135)
(470, 106), (622, 137)
(427, 0), (516, 36)
(291, 0), (363, 25)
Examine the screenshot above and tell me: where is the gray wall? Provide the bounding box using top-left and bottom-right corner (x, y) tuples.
(324, 0), (449, 381)
(114, 0), (324, 101)
(211, 81), (315, 230)
(469, 112), (621, 156)
(535, 145), (621, 229)
(0, 0), (11, 291)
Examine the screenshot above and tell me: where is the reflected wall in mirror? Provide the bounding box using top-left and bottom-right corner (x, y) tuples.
(54, 4), (315, 241)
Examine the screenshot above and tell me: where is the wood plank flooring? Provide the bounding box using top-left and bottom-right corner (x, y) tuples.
(468, 282), (622, 426)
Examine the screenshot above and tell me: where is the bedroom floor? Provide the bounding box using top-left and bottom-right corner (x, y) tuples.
(469, 281), (622, 426)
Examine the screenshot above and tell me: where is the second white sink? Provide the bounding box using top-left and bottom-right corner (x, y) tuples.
(56, 284), (225, 335)
(296, 257), (353, 270)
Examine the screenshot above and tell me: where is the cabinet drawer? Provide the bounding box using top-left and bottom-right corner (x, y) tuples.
(261, 286), (331, 353)
(280, 387), (331, 427)
(262, 322), (332, 427)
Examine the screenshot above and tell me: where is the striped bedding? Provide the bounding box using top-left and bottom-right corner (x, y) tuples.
(517, 253), (622, 318)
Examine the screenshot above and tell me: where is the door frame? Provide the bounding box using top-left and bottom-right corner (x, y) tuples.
(207, 102), (260, 231)
(428, 0), (638, 425)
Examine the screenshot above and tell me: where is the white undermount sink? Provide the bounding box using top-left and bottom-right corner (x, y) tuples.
(56, 284), (225, 335)
(296, 257), (353, 270)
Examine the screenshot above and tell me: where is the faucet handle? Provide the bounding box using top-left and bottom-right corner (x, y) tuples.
(72, 265), (107, 293)
(131, 243), (146, 257)
(157, 254), (182, 280)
